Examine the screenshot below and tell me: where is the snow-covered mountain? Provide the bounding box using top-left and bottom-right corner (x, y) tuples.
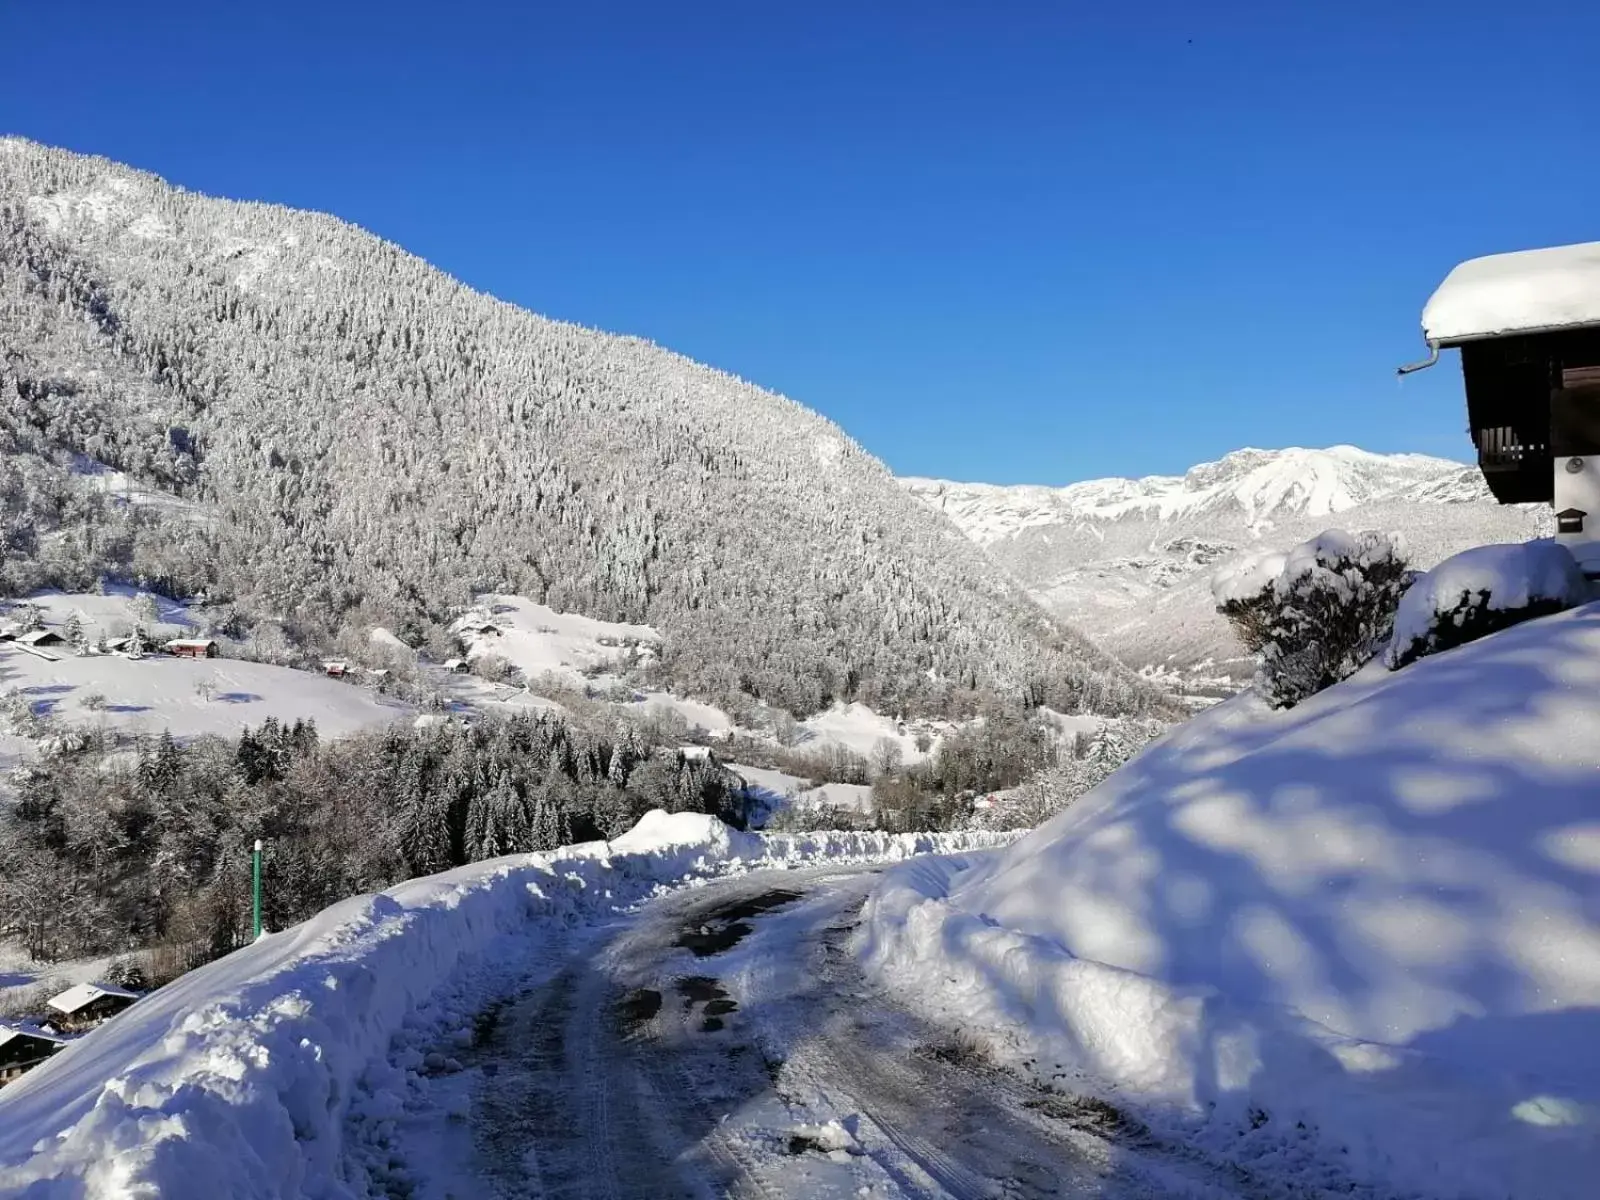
(903, 446), (1545, 678)
(0, 138), (1163, 720)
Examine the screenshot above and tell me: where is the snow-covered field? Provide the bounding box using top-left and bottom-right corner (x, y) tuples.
(796, 701), (940, 763)
(6, 586), (195, 638)
(455, 594), (658, 689)
(0, 644), (409, 742)
(732, 763), (875, 817)
(860, 602), (1600, 1200)
(1, 590), (409, 747)
(625, 689), (737, 736)
(0, 813), (1016, 1198)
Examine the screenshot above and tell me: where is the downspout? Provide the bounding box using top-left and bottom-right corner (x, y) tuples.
(1396, 340), (1440, 376)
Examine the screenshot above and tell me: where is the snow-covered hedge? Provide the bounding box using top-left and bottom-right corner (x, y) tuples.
(1212, 529), (1409, 708)
(0, 813), (1017, 1200)
(1387, 540), (1589, 669)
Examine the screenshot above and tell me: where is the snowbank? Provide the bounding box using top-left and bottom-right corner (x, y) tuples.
(1388, 540), (1588, 668)
(0, 814), (1014, 1199)
(860, 602), (1600, 1199)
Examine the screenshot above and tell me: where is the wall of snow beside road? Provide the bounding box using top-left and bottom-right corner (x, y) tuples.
(0, 813), (1015, 1200)
(859, 602), (1600, 1200)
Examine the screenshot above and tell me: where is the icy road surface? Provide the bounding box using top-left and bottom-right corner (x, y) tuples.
(356, 867), (1280, 1200)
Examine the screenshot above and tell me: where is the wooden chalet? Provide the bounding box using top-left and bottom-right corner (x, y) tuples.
(1409, 241), (1600, 576)
(46, 982), (139, 1031)
(0, 1025), (66, 1084)
(322, 660), (350, 677)
(16, 628), (64, 648)
(443, 657), (470, 673)
(164, 637), (219, 660)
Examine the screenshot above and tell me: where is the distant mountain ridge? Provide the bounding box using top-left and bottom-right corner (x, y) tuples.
(902, 446), (1544, 678)
(0, 137), (1163, 720)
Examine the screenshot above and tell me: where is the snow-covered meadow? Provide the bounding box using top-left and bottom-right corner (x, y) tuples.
(0, 648), (409, 743)
(859, 600), (1600, 1199)
(1, 590), (409, 746)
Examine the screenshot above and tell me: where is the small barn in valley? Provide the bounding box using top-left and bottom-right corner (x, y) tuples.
(46, 982), (139, 1031)
(164, 637), (219, 659)
(16, 628), (64, 648)
(0, 1025), (66, 1084)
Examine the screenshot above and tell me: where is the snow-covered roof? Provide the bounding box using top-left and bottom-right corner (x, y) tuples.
(164, 638), (217, 648)
(46, 983), (138, 1015)
(1423, 241), (1600, 344)
(16, 629), (62, 645)
(0, 1024), (65, 1049)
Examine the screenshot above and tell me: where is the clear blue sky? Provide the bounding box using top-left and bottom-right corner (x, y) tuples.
(4, 1), (1598, 484)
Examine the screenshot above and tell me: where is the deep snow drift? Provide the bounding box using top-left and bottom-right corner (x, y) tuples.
(0, 812), (1014, 1200)
(861, 602), (1600, 1199)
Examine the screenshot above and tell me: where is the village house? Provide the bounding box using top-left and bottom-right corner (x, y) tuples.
(0, 1025), (66, 1085)
(443, 657), (470, 673)
(46, 983), (139, 1032)
(322, 660), (349, 677)
(164, 637), (219, 660)
(16, 628), (64, 648)
(1410, 240), (1600, 578)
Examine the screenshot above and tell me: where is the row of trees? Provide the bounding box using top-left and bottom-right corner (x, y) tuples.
(0, 712), (745, 965)
(806, 710), (1169, 834)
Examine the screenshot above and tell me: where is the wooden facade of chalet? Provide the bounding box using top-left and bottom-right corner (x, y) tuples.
(46, 983), (138, 1032)
(165, 638), (219, 660)
(1452, 327), (1600, 504)
(0, 1027), (65, 1084)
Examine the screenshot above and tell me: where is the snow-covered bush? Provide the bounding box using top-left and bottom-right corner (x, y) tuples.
(1386, 540), (1588, 670)
(1213, 530), (1409, 708)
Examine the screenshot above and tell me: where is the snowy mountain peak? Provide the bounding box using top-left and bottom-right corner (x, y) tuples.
(904, 446), (1474, 546)
(902, 445), (1536, 679)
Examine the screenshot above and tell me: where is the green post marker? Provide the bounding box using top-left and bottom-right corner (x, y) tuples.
(252, 838), (263, 940)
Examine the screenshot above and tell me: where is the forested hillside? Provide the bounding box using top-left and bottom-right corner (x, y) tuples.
(0, 139), (1161, 719)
